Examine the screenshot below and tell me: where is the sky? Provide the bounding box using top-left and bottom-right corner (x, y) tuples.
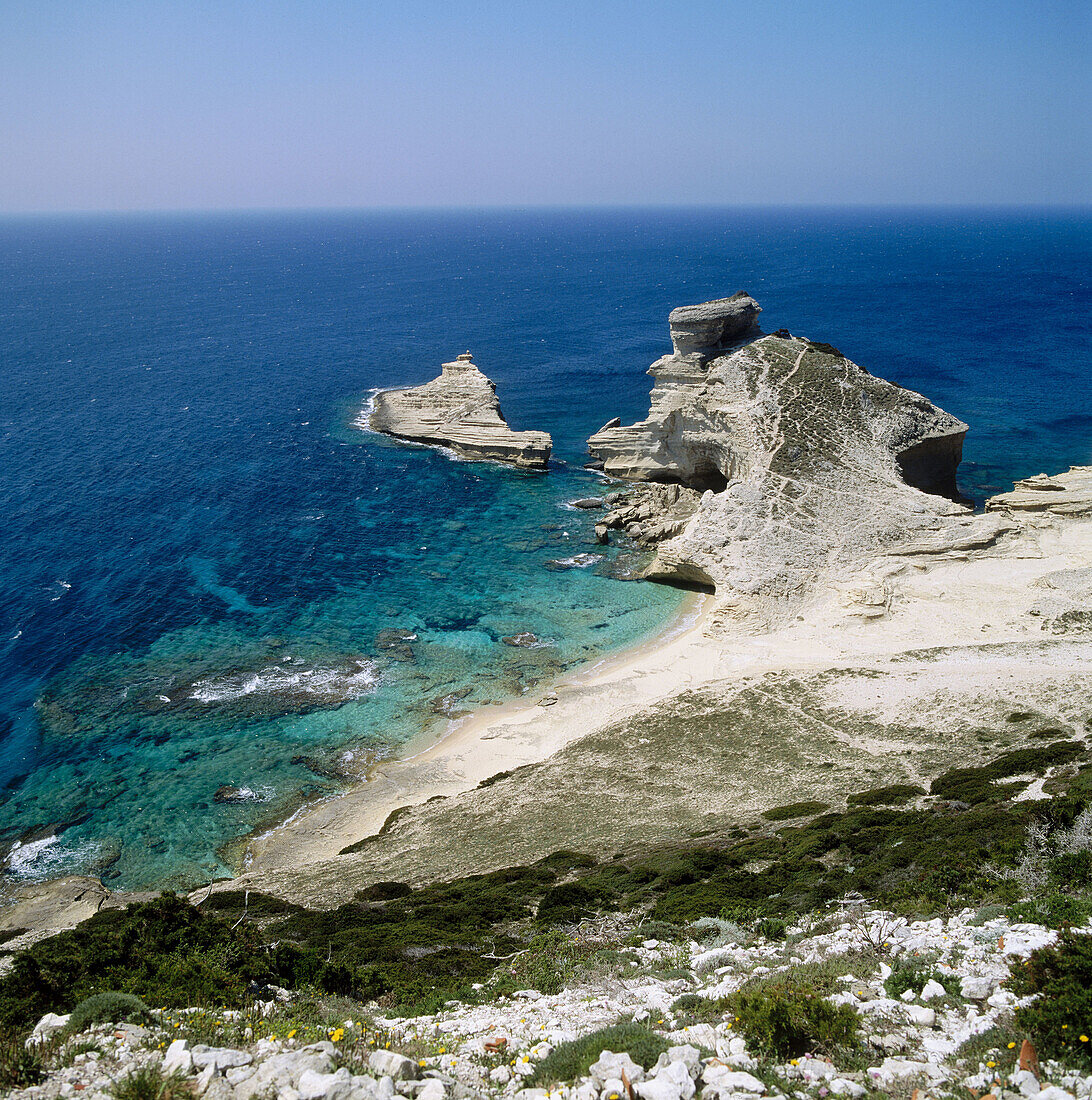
(1, 0), (1089, 211)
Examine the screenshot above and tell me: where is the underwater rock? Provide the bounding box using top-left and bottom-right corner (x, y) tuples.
(375, 627), (418, 662)
(544, 553), (605, 571)
(367, 352), (552, 468)
(501, 632), (541, 647)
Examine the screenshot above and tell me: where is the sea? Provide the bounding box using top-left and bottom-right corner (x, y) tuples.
(1, 207), (1089, 892)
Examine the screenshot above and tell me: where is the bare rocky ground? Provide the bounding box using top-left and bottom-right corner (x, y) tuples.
(9, 905), (1089, 1100)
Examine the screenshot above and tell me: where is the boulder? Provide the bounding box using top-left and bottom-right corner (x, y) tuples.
(368, 1049), (421, 1081)
(163, 1038), (193, 1074)
(589, 1051), (647, 1085)
(29, 1012), (70, 1044)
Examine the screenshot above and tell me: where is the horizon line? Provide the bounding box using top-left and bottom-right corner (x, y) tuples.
(1, 201), (1090, 219)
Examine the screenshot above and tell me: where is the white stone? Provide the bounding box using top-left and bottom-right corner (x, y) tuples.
(904, 1005), (936, 1027)
(163, 1039), (193, 1074)
(191, 1046), (253, 1071)
(30, 1012), (71, 1044)
(900, 990), (916, 1002)
(416, 1080), (446, 1100)
(920, 980), (946, 1001)
(829, 1080), (865, 1098)
(1013, 1069), (1042, 1097)
(368, 1050), (420, 1081)
(665, 1045), (702, 1073)
(298, 1068), (354, 1100)
(636, 1062), (696, 1100)
(702, 1070), (766, 1094)
(590, 1052), (646, 1085)
(959, 976), (996, 1000)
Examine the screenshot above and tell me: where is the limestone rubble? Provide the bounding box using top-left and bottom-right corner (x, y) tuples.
(12, 907), (1091, 1100)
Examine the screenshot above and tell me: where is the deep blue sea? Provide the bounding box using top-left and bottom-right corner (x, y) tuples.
(1, 208), (1089, 891)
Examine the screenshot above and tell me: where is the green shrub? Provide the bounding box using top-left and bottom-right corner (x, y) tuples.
(1050, 851), (1092, 888)
(727, 979), (860, 1059)
(931, 742), (1083, 805)
(754, 917), (788, 941)
(109, 1064), (190, 1100)
(537, 883), (597, 922)
(500, 929), (585, 996)
(671, 993), (705, 1014)
(762, 801), (830, 822)
(848, 785), (924, 807)
(0, 1028), (44, 1089)
(531, 1023), (669, 1085)
(883, 960), (957, 1000)
(1011, 930), (1092, 1071)
(1008, 892), (1092, 930)
(67, 992), (152, 1033)
(0, 893), (275, 1028)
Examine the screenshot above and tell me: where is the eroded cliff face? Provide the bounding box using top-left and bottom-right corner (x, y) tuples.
(588, 295), (971, 621)
(368, 352), (552, 468)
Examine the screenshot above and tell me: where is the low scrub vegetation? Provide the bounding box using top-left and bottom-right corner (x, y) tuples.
(1011, 929), (1092, 1072)
(0, 741), (1088, 1034)
(531, 1022), (669, 1086)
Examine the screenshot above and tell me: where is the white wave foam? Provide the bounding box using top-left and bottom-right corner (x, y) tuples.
(49, 580), (72, 601)
(6, 834), (101, 880)
(189, 660), (379, 705)
(550, 553), (604, 569)
(227, 785), (276, 803)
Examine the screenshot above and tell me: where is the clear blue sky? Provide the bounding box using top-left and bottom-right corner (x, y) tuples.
(1, 0), (1088, 211)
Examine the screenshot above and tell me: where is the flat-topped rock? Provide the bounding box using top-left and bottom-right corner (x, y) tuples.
(668, 292), (762, 353)
(368, 352), (551, 469)
(986, 466), (1092, 516)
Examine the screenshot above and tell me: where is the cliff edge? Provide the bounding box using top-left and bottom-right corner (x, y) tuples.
(588, 294), (972, 624)
(368, 352), (552, 469)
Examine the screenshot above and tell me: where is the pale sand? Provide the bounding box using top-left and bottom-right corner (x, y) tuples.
(237, 509), (1092, 884)
(241, 592), (717, 874)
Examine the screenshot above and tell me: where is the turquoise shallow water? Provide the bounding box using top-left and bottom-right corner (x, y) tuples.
(0, 208), (1089, 890)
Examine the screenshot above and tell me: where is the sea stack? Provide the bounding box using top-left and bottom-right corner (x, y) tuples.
(588, 294), (971, 621)
(368, 352), (552, 469)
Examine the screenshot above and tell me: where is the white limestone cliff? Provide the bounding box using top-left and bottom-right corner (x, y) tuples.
(367, 352), (551, 469)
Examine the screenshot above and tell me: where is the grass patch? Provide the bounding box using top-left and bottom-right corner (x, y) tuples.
(108, 1064), (191, 1100)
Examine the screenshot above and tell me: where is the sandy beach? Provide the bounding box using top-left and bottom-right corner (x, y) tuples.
(233, 501), (1092, 899)
(239, 591), (716, 874)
